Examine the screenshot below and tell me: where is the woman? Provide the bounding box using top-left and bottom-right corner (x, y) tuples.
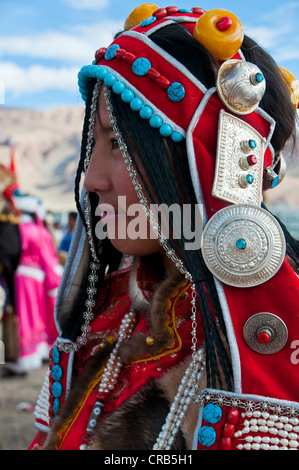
(30, 5), (299, 450)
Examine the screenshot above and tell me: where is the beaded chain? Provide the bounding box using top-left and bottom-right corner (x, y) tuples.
(54, 83), (101, 353)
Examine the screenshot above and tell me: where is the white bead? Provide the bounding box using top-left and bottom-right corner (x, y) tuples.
(275, 421), (284, 429)
(250, 425), (258, 432)
(244, 443), (252, 450)
(244, 436), (254, 442)
(252, 443), (260, 450)
(257, 419), (267, 426)
(267, 420), (275, 427)
(289, 440), (299, 448)
(280, 438), (289, 446)
(289, 433), (298, 440)
(260, 443), (270, 450)
(262, 412), (270, 419)
(236, 444), (244, 450)
(270, 445), (279, 450)
(253, 436), (262, 443)
(270, 437), (279, 445)
(279, 416), (289, 423)
(269, 427), (278, 435)
(290, 418), (299, 425)
(259, 426), (269, 433)
(278, 430), (288, 438)
(284, 423), (293, 432)
(261, 436), (270, 443)
(250, 419), (258, 426)
(253, 411), (261, 418)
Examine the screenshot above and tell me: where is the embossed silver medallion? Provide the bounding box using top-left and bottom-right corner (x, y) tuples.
(213, 110), (266, 206)
(201, 204), (286, 287)
(243, 312), (288, 354)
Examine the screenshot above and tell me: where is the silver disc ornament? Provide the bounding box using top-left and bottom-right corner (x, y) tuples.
(201, 204), (286, 287)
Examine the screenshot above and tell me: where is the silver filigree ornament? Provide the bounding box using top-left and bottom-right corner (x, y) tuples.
(216, 60), (266, 115)
(201, 204), (286, 288)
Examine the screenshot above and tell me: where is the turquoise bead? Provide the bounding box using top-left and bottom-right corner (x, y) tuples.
(112, 81), (126, 94)
(159, 123), (173, 137)
(130, 97), (143, 111)
(52, 381), (63, 398)
(246, 174), (254, 184)
(132, 58), (151, 76)
(105, 44), (120, 60)
(249, 139), (257, 149)
(178, 8), (193, 13)
(202, 403), (223, 424)
(53, 398), (60, 417)
(51, 364), (63, 382)
(255, 72), (264, 83)
(121, 89), (135, 103)
(236, 238), (247, 250)
(272, 175), (279, 188)
(140, 17), (156, 27)
(139, 105), (153, 119)
(171, 131), (184, 143)
(198, 426), (217, 447)
(95, 67), (108, 81)
(52, 347), (60, 364)
(167, 82), (185, 102)
(104, 73), (117, 87)
(149, 114), (163, 128)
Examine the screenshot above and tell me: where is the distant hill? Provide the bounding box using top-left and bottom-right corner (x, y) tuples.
(0, 106), (84, 212)
(0, 105), (298, 214)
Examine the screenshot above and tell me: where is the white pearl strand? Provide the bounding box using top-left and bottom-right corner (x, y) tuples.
(97, 309), (136, 393)
(235, 411), (299, 450)
(153, 347), (206, 450)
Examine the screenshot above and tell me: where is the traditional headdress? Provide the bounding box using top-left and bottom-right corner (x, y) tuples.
(54, 5), (299, 450)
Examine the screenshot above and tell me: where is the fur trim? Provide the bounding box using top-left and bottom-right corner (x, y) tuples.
(119, 260), (185, 364)
(89, 381), (186, 450)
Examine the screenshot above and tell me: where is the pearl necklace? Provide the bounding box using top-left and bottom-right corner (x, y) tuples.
(81, 308), (136, 445)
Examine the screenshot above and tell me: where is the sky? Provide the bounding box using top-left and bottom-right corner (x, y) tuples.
(0, 0), (299, 110)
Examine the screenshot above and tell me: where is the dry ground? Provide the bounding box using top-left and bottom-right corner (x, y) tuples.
(0, 363), (48, 450)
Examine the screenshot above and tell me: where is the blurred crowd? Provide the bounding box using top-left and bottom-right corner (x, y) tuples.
(0, 159), (76, 377)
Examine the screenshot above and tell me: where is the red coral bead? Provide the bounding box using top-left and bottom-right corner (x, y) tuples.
(220, 437), (232, 450)
(147, 68), (160, 80)
(216, 16), (233, 31)
(115, 48), (126, 59)
(191, 7), (206, 15)
(153, 8), (167, 20)
(123, 52), (136, 64)
(95, 47), (107, 61)
(227, 409), (240, 425)
(166, 6), (179, 15)
(247, 154), (258, 166)
(157, 76), (171, 89)
(223, 423), (235, 438)
(258, 331), (271, 344)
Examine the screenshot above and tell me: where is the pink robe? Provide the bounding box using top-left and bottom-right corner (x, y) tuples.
(15, 216), (62, 370)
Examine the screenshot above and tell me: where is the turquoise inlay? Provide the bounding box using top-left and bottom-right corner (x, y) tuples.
(140, 17), (156, 27)
(202, 403), (223, 424)
(52, 347), (60, 364)
(198, 426), (217, 447)
(167, 82), (185, 102)
(236, 238), (247, 250)
(105, 44), (120, 60)
(132, 58), (151, 76)
(51, 364), (63, 382)
(52, 381), (63, 398)
(53, 398), (60, 417)
(246, 174), (254, 184)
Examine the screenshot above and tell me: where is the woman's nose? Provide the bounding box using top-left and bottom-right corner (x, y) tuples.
(84, 151), (111, 194)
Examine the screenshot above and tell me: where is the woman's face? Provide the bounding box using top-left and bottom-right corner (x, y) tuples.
(84, 87), (162, 257)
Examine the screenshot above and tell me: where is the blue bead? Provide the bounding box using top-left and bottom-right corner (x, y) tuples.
(198, 426), (217, 447)
(171, 131), (184, 143)
(52, 381), (63, 398)
(246, 174), (254, 184)
(112, 81), (126, 95)
(140, 17), (156, 27)
(139, 105), (153, 119)
(52, 347), (60, 364)
(178, 8), (193, 13)
(256, 72), (264, 83)
(167, 82), (185, 102)
(105, 44), (120, 60)
(272, 175), (279, 188)
(95, 67), (108, 81)
(130, 97), (144, 111)
(51, 364), (63, 382)
(202, 404), (223, 424)
(121, 89), (135, 103)
(104, 73), (117, 87)
(53, 398), (60, 416)
(149, 114), (163, 128)
(249, 139), (257, 149)
(236, 238), (247, 250)
(159, 123), (173, 137)
(132, 58), (151, 76)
